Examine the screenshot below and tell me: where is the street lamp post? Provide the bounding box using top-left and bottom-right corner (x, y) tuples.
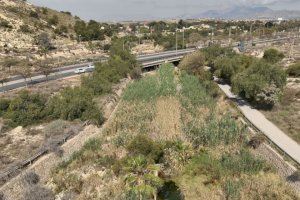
(175, 29), (178, 55)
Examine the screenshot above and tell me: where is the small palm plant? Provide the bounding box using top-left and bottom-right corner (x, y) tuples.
(124, 155), (163, 200)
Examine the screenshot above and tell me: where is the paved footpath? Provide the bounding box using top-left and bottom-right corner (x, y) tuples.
(218, 83), (300, 165)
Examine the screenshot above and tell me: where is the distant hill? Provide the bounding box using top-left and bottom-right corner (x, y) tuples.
(196, 6), (300, 20)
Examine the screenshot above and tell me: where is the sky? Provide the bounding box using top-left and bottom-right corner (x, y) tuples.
(28, 0), (300, 21)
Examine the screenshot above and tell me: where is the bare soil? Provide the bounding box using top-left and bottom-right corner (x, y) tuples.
(0, 75), (82, 99)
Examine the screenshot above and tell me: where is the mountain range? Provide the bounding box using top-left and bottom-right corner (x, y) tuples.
(195, 6), (300, 20)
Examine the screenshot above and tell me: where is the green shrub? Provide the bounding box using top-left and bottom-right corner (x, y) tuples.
(81, 64), (114, 95)
(56, 138), (102, 170)
(157, 64), (176, 96)
(53, 173), (83, 194)
(127, 134), (164, 163)
(185, 152), (223, 183)
(123, 75), (159, 101)
(96, 155), (117, 168)
(29, 11), (39, 18)
(47, 15), (59, 26)
(178, 51), (205, 75)
(263, 48), (284, 64)
(232, 60), (286, 107)
(180, 72), (212, 107)
(202, 45), (236, 68)
(286, 63), (300, 77)
(123, 64), (176, 101)
(130, 67), (142, 80)
(5, 90), (47, 127)
(223, 179), (242, 200)
(0, 98), (10, 116)
(43, 120), (69, 138)
(214, 55), (254, 83)
(221, 149), (267, 175)
(187, 114), (244, 147)
(46, 87), (104, 125)
(82, 138), (102, 151)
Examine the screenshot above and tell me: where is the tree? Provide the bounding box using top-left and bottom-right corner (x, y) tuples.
(232, 60), (286, 107)
(38, 59), (53, 81)
(16, 66), (33, 87)
(109, 38), (138, 69)
(179, 51), (206, 75)
(87, 41), (97, 54)
(188, 32), (202, 45)
(214, 55), (254, 83)
(74, 20), (86, 41)
(74, 20), (105, 41)
(0, 69), (9, 87)
(36, 32), (52, 57)
(202, 45), (236, 68)
(1, 57), (20, 72)
(255, 84), (282, 107)
(263, 48), (284, 64)
(177, 19), (186, 29)
(17, 55), (33, 86)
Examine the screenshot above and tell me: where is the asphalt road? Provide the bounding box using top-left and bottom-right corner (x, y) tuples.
(0, 49), (195, 93)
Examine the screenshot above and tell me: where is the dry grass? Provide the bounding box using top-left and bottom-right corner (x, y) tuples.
(155, 97), (182, 140)
(47, 68), (299, 200)
(0, 126), (44, 171)
(240, 173), (298, 199)
(176, 175), (222, 200)
(261, 87), (300, 143)
(0, 75), (82, 99)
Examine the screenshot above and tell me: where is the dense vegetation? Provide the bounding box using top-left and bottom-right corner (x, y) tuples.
(201, 45), (287, 108)
(49, 64), (296, 199)
(82, 38), (140, 95)
(0, 39), (139, 128)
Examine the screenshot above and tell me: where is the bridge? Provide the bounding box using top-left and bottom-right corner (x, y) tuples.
(0, 35), (297, 93)
(0, 48), (195, 93)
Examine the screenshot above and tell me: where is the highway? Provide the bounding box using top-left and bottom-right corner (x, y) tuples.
(0, 48), (195, 93)
(0, 35), (297, 93)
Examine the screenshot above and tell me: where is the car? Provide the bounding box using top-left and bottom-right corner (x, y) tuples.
(74, 68), (86, 74)
(86, 64), (95, 72)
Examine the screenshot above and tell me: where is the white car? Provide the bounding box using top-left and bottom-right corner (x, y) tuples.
(86, 64), (95, 72)
(74, 68), (86, 74)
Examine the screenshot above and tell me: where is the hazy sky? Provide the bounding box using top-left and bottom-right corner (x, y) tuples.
(28, 0), (300, 21)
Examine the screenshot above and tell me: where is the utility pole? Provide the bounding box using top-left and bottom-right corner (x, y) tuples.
(229, 26), (232, 46)
(211, 27), (213, 43)
(175, 29), (178, 54)
(250, 23), (253, 45)
(182, 28), (185, 49)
